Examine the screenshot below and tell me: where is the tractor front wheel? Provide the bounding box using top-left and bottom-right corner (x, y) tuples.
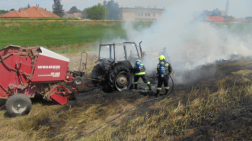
(6, 94), (32, 116)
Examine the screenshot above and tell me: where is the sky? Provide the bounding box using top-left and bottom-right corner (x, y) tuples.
(0, 0), (251, 18)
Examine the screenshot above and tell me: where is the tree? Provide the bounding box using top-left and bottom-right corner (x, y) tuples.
(211, 8), (221, 16)
(19, 4), (31, 10)
(53, 0), (64, 17)
(105, 0), (119, 20)
(0, 10), (9, 14)
(68, 6), (81, 14)
(86, 3), (108, 20)
(82, 8), (88, 19)
(10, 8), (15, 11)
(201, 8), (222, 17)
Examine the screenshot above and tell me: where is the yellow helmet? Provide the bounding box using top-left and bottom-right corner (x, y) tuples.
(159, 55), (165, 61)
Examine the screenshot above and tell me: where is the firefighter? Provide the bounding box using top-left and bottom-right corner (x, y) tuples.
(133, 60), (152, 91)
(156, 55), (172, 96)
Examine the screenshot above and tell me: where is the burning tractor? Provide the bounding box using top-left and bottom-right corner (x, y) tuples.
(0, 45), (83, 116)
(91, 42), (143, 91)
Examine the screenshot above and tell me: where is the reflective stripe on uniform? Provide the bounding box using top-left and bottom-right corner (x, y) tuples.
(135, 64), (144, 66)
(165, 64), (169, 67)
(135, 72), (146, 75)
(134, 82), (138, 84)
(146, 81), (150, 84)
(165, 87), (169, 90)
(157, 87), (162, 90)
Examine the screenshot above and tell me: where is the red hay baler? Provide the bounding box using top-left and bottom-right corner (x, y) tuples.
(0, 45), (82, 116)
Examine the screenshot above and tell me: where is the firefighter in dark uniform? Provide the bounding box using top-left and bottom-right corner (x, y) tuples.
(133, 60), (152, 91)
(156, 55), (172, 96)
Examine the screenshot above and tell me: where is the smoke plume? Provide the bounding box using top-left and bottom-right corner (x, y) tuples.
(96, 0), (252, 84)
(115, 0), (252, 84)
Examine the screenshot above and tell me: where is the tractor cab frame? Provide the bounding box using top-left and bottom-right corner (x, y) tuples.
(91, 41), (143, 91)
(98, 42), (143, 62)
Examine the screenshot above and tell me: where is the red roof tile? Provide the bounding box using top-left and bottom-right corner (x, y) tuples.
(36, 7), (60, 18)
(206, 16), (226, 22)
(24, 7), (47, 18)
(0, 6), (60, 18)
(1, 10), (29, 18)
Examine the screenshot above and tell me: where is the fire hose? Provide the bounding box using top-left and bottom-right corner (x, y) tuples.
(77, 75), (174, 139)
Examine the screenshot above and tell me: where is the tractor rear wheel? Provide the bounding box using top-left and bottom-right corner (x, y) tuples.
(111, 66), (133, 91)
(6, 94), (32, 116)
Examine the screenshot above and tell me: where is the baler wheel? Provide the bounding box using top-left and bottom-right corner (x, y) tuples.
(74, 76), (83, 86)
(6, 94), (32, 116)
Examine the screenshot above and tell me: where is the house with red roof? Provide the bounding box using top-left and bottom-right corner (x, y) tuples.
(0, 6), (60, 18)
(0, 9), (29, 18)
(205, 16), (226, 22)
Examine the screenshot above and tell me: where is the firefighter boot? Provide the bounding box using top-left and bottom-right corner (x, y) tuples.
(134, 84), (138, 91)
(147, 84), (152, 91)
(155, 90), (160, 97)
(165, 89), (169, 95)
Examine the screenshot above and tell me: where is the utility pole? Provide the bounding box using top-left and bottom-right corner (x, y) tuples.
(225, 0), (229, 16)
(104, 0), (107, 20)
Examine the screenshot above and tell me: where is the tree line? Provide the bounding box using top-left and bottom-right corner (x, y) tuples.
(0, 5), (30, 14)
(53, 0), (120, 20)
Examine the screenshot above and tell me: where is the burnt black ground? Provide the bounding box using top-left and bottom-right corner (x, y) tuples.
(70, 57), (252, 140)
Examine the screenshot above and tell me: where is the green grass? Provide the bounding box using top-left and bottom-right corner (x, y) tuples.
(0, 20), (129, 49)
(54, 43), (100, 54)
(0, 20), (153, 51)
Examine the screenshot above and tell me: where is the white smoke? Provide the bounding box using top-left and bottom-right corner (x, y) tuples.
(99, 0), (252, 84)
(111, 0), (252, 84)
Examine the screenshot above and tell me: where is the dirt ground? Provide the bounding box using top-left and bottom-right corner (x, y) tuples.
(62, 51), (99, 73)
